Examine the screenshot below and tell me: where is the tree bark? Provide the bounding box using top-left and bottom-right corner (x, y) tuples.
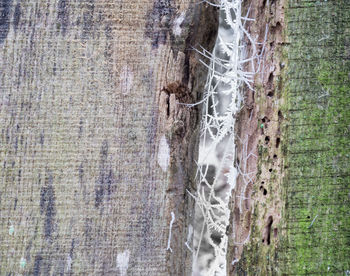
(0, 1), (217, 275)
(229, 0), (350, 275)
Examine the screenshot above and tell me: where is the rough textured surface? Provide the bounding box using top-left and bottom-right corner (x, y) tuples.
(228, 0), (286, 273)
(0, 1), (217, 275)
(229, 0), (349, 275)
(282, 1), (350, 273)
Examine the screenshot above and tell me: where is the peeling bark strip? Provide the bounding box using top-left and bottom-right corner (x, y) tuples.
(0, 0), (217, 275)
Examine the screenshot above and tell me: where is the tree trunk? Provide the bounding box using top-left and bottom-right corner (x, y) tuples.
(0, 1), (217, 275)
(229, 0), (350, 275)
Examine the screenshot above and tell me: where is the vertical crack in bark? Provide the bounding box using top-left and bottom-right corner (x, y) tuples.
(193, 1), (259, 274)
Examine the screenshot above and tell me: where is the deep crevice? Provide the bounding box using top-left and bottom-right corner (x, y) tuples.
(276, 137), (280, 148)
(259, 186), (267, 196)
(263, 216), (273, 245)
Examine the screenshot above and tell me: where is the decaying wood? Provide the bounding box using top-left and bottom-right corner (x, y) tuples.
(229, 0), (350, 274)
(227, 1), (285, 273)
(0, 1), (217, 275)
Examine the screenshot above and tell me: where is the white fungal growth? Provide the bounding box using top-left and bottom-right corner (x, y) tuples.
(225, 166), (238, 190)
(166, 211), (175, 252)
(192, 0), (260, 274)
(173, 12), (185, 37)
(158, 135), (170, 172)
(116, 250), (130, 276)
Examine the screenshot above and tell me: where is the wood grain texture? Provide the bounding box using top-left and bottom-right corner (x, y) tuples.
(282, 1), (350, 273)
(229, 0), (350, 274)
(0, 0), (217, 275)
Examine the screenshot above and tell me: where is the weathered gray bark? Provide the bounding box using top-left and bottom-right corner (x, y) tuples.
(0, 1), (217, 275)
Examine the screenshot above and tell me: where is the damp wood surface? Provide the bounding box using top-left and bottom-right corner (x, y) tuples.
(0, 1), (218, 275)
(229, 0), (350, 275)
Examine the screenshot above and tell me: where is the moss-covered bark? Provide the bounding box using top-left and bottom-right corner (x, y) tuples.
(282, 0), (350, 274)
(230, 0), (349, 274)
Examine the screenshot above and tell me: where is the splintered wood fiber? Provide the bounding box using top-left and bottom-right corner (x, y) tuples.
(0, 0), (218, 275)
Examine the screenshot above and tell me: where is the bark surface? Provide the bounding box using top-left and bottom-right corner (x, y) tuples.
(229, 0), (349, 274)
(0, 1), (217, 275)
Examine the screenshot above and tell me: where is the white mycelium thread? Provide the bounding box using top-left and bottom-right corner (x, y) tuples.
(191, 0), (259, 274)
(167, 211), (176, 252)
(185, 224), (194, 252)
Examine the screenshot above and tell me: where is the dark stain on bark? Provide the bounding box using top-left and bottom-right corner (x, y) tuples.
(183, 4), (218, 85)
(40, 131), (44, 146)
(95, 140), (115, 208)
(79, 161), (88, 202)
(83, 217), (93, 245)
(32, 252), (52, 276)
(104, 24), (112, 40)
(14, 135), (18, 153)
(138, 186), (156, 254)
(104, 40), (113, 59)
(69, 238), (75, 258)
(27, 2), (39, 52)
(78, 118), (83, 137)
(40, 173), (56, 240)
(33, 254), (43, 276)
(82, 0), (94, 40)
(0, 0), (13, 44)
(57, 0), (69, 35)
(145, 0), (175, 49)
(79, 162), (84, 185)
(13, 2), (20, 31)
(17, 168), (21, 183)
